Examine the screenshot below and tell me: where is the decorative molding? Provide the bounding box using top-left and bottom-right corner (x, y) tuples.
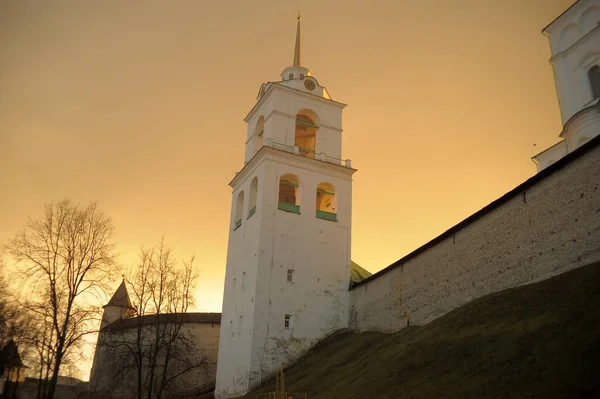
(230, 146), (356, 188)
(550, 24), (600, 62)
(244, 82), (346, 123)
(579, 51), (600, 68)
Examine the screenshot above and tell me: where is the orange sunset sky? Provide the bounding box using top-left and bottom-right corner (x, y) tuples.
(1, 0), (572, 316)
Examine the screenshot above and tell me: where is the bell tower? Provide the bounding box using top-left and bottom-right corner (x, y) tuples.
(215, 16), (356, 399)
(533, 0), (600, 171)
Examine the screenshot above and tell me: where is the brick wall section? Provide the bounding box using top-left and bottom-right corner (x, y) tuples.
(349, 137), (600, 332)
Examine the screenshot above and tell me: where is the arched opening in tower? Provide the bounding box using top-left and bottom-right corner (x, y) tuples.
(278, 174), (300, 214)
(589, 65), (600, 100)
(254, 116), (264, 155)
(248, 177), (258, 218)
(295, 112), (318, 158)
(316, 182), (337, 221)
(234, 191), (244, 229)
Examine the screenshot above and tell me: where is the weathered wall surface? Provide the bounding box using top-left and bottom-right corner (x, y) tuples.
(89, 320), (220, 399)
(350, 139), (600, 333)
(216, 147), (354, 399)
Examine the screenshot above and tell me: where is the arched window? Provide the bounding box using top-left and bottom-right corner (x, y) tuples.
(254, 116), (264, 154)
(316, 182), (337, 221)
(589, 65), (600, 99)
(295, 110), (318, 159)
(234, 191), (244, 230)
(248, 177), (258, 219)
(278, 173), (300, 214)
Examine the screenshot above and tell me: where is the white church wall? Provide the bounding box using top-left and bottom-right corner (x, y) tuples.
(350, 139), (600, 333)
(215, 162), (265, 397)
(244, 85), (345, 165)
(544, 0), (600, 124)
(563, 105), (600, 152)
(249, 151), (352, 388)
(216, 147), (354, 398)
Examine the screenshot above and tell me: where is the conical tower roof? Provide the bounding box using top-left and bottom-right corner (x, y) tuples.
(104, 280), (135, 309)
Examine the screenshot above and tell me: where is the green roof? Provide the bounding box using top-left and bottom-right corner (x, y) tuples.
(350, 261), (372, 283)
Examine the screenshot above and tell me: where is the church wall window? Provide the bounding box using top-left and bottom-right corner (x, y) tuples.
(234, 191), (244, 230)
(248, 177), (258, 219)
(284, 314), (292, 328)
(589, 65), (600, 99)
(287, 269), (295, 282)
(289, 73), (294, 80)
(253, 116), (265, 154)
(316, 182), (337, 221)
(295, 110), (319, 159)
(278, 173), (300, 214)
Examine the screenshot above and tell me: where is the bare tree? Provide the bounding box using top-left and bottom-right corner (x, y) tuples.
(98, 238), (207, 399)
(0, 253), (29, 363)
(0, 256), (13, 348)
(16, 301), (58, 399)
(5, 199), (118, 399)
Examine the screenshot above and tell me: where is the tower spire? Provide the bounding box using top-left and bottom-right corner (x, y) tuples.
(293, 13), (301, 67)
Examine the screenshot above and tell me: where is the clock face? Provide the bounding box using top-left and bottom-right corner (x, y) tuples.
(304, 80), (316, 90)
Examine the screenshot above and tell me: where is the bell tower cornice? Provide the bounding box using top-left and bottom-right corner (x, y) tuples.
(245, 83), (345, 123)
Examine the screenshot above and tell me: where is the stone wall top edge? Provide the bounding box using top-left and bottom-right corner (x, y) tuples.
(351, 134), (600, 290)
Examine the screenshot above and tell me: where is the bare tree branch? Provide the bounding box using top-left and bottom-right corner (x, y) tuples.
(5, 199), (119, 399)
(94, 238), (208, 399)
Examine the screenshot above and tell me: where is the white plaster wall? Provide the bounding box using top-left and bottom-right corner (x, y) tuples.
(350, 140), (600, 333)
(89, 322), (220, 398)
(215, 148), (354, 399)
(244, 85), (345, 163)
(100, 305), (129, 329)
(249, 152), (353, 387)
(564, 107), (600, 151)
(219, 70), (352, 398)
(545, 0), (600, 123)
(533, 140), (568, 172)
(215, 162), (264, 398)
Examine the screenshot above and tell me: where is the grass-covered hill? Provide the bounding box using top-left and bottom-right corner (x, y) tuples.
(199, 262), (600, 398)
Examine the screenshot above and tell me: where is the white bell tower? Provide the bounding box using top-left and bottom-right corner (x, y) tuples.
(215, 15), (356, 399)
(533, 0), (600, 171)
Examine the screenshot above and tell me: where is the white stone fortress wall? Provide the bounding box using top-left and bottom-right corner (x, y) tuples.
(89, 316), (220, 398)
(349, 137), (600, 332)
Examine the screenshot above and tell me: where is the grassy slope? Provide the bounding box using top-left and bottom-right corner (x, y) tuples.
(236, 262), (600, 398)
(195, 262), (600, 398)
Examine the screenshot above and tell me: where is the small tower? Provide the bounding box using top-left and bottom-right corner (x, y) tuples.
(215, 16), (356, 399)
(533, 0), (600, 171)
(100, 279), (136, 329)
(89, 279), (137, 387)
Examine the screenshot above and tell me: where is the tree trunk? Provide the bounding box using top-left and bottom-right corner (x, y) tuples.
(42, 356), (51, 399)
(36, 357), (44, 399)
(156, 346), (171, 399)
(146, 317), (163, 399)
(136, 325), (143, 399)
(46, 338), (66, 399)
